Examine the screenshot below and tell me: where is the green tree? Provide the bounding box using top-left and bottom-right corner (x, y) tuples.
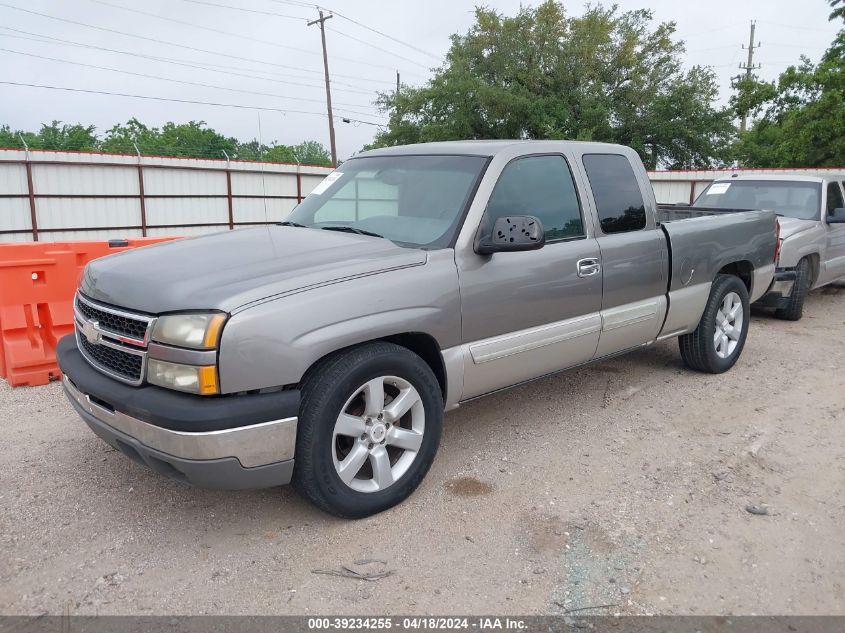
(101, 119), (238, 158)
(100, 118), (160, 154)
(4, 117), (332, 164)
(0, 121), (98, 151)
(33, 121), (98, 151)
(234, 139), (269, 161)
(292, 140), (332, 166)
(368, 1), (733, 169)
(0, 125), (28, 148)
(730, 3), (845, 167)
(264, 140), (332, 166)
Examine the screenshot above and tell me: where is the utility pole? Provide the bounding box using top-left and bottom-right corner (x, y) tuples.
(736, 20), (761, 133)
(396, 70), (400, 96)
(308, 10), (337, 166)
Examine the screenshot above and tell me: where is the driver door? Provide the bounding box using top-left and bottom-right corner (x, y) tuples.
(456, 154), (602, 400)
(822, 182), (845, 284)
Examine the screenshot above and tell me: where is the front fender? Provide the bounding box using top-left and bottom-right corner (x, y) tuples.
(778, 226), (825, 269)
(217, 250), (461, 393)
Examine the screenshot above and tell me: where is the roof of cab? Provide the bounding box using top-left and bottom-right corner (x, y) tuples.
(713, 174), (845, 184)
(354, 139), (633, 159)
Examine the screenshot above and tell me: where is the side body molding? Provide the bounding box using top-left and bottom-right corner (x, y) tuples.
(452, 313), (602, 402)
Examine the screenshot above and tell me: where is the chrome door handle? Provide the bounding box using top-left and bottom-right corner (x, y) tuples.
(577, 258), (601, 277)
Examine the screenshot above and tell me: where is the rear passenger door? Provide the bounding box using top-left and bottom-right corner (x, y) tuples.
(822, 181), (845, 284)
(579, 153), (669, 358)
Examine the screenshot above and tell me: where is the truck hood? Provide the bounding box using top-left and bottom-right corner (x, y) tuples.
(80, 226), (427, 314)
(777, 216), (816, 240)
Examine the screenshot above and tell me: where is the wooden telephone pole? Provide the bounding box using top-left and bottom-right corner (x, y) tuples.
(737, 20), (761, 133)
(308, 10), (337, 166)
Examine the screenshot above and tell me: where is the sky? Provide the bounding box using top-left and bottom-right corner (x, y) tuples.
(0, 0), (840, 161)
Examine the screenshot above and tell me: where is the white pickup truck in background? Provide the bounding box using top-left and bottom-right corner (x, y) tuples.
(686, 175), (845, 320)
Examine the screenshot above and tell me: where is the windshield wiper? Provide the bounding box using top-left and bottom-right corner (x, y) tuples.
(321, 226), (384, 239)
(277, 221), (308, 228)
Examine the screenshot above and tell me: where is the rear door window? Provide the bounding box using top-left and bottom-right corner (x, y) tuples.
(582, 154), (647, 234)
(827, 182), (844, 213)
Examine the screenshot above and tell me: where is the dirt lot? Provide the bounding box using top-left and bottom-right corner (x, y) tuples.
(1, 285), (843, 616)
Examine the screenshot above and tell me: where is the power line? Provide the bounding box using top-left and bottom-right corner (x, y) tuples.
(686, 44), (743, 54)
(268, 0), (443, 61)
(0, 46), (383, 116)
(756, 19), (837, 33)
(0, 3), (402, 81)
(88, 0), (408, 73)
(182, 0), (307, 21)
(0, 35), (377, 100)
(0, 80), (386, 126)
(327, 26), (434, 70)
(0, 31), (361, 94)
(0, 26), (395, 89)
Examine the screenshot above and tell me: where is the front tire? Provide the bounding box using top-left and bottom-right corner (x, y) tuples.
(679, 274), (750, 374)
(775, 258), (811, 321)
(292, 342), (443, 518)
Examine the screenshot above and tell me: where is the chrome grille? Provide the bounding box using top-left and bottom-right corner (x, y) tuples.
(75, 294), (152, 344)
(78, 333), (144, 383)
(73, 293), (154, 386)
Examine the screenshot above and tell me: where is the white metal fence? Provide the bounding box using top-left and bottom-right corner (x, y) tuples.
(3, 149), (844, 241)
(648, 167), (845, 204)
(0, 149), (333, 242)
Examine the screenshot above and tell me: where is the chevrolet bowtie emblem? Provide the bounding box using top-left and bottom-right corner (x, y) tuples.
(82, 320), (101, 345)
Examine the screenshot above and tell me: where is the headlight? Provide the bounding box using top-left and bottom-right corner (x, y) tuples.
(152, 313), (226, 349)
(147, 359), (218, 395)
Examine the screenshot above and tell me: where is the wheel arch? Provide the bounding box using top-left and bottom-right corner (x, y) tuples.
(717, 260), (753, 292)
(803, 253), (820, 287)
(299, 332), (448, 401)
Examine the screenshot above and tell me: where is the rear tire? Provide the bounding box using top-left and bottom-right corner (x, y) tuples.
(775, 258), (811, 321)
(292, 342), (443, 519)
(679, 274), (750, 374)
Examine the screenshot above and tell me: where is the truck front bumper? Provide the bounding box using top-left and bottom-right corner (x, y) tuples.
(57, 335), (300, 490)
(757, 268), (798, 309)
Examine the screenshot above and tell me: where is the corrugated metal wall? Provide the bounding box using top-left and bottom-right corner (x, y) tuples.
(6, 150), (842, 238)
(649, 167), (845, 204)
(0, 149), (333, 242)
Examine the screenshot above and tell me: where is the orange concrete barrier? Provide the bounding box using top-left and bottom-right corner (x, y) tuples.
(0, 237), (179, 387)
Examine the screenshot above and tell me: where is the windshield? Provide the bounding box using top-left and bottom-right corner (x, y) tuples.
(287, 155), (489, 248)
(694, 180), (822, 220)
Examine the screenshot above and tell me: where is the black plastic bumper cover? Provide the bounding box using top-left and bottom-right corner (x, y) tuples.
(56, 334), (300, 433)
(756, 268), (799, 309)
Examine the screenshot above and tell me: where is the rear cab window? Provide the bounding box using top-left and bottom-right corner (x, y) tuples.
(582, 154), (647, 234)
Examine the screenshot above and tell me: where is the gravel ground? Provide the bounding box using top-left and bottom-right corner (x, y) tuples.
(1, 285), (844, 616)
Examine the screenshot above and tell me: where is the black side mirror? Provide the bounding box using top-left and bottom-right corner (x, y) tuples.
(476, 215), (545, 255)
(827, 207), (845, 224)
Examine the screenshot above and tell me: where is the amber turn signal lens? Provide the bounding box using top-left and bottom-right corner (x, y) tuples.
(203, 314), (227, 349)
(198, 365), (219, 396)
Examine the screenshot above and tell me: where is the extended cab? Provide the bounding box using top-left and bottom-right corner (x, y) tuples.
(691, 175), (845, 320)
(57, 141), (778, 517)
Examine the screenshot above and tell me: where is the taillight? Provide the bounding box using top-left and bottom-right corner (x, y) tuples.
(774, 219), (781, 264)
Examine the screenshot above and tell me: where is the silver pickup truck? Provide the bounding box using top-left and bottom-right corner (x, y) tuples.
(691, 175), (845, 320)
(57, 141), (777, 518)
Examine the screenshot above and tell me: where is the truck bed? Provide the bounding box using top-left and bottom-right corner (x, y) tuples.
(657, 204), (757, 223)
(658, 207), (778, 295)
